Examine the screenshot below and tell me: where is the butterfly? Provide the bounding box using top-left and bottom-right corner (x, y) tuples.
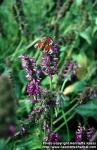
(35, 37), (55, 54)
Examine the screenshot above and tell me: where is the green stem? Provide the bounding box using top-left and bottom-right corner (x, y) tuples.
(53, 103), (78, 125)
(3, 137), (11, 149)
(26, 38), (40, 50)
(54, 112), (75, 132)
(53, 97), (77, 119)
(51, 109), (53, 131)
(50, 78), (52, 90)
(61, 95), (78, 105)
(11, 38), (23, 60)
(61, 78), (68, 92)
(35, 48), (41, 60)
(50, 78), (53, 130)
(62, 110), (70, 141)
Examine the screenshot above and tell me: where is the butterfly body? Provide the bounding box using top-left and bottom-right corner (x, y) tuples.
(36, 37), (55, 54)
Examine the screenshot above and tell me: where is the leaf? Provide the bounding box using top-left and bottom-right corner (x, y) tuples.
(14, 127), (42, 149)
(64, 81), (86, 95)
(41, 74), (58, 86)
(18, 70), (28, 84)
(80, 27), (92, 45)
(73, 52), (88, 67)
(0, 139), (9, 150)
(75, 0), (83, 6)
(0, 63), (5, 74)
(75, 99), (97, 120)
(92, 26), (97, 36)
(61, 130), (73, 142)
(60, 95), (70, 108)
(76, 67), (87, 80)
(17, 99), (31, 114)
(0, 140), (5, 150)
(54, 108), (58, 118)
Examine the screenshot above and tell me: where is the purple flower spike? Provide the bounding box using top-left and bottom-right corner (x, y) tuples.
(20, 55), (36, 81)
(87, 128), (95, 141)
(64, 60), (80, 78)
(75, 126), (95, 142)
(53, 43), (59, 53)
(38, 37), (60, 79)
(46, 131), (60, 142)
(27, 79), (40, 97)
(42, 53), (58, 78)
(75, 126), (85, 142)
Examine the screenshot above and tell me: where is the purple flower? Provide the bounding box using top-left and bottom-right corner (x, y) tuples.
(27, 79), (40, 97)
(41, 38), (59, 79)
(45, 98), (60, 108)
(34, 37), (59, 79)
(31, 106), (45, 121)
(43, 121), (49, 130)
(42, 53), (58, 79)
(45, 131), (60, 142)
(20, 55), (42, 100)
(52, 43), (59, 53)
(64, 60), (80, 78)
(75, 126), (95, 142)
(43, 121), (60, 142)
(20, 55), (36, 81)
(75, 126), (85, 142)
(87, 128), (95, 141)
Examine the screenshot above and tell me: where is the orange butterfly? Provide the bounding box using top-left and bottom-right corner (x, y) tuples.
(36, 37), (54, 53)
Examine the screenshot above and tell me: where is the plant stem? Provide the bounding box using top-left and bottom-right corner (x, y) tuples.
(54, 112), (75, 132)
(11, 37), (23, 60)
(50, 78), (52, 90)
(62, 110), (70, 141)
(58, 76), (78, 139)
(51, 109), (53, 131)
(61, 78), (68, 92)
(50, 78), (53, 130)
(35, 48), (41, 60)
(53, 103), (78, 125)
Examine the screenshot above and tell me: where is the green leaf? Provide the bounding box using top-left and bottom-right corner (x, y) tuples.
(64, 80), (86, 95)
(18, 70), (28, 85)
(75, 0), (83, 6)
(60, 95), (70, 108)
(0, 139), (9, 150)
(17, 99), (31, 114)
(92, 26), (97, 35)
(80, 28), (92, 45)
(14, 127), (42, 150)
(75, 99), (97, 120)
(41, 74), (58, 86)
